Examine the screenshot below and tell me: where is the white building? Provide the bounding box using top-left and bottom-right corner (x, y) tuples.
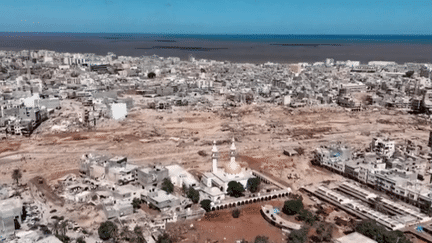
(111, 103), (127, 120)
(345, 60), (361, 67)
(201, 139), (255, 193)
(165, 164), (199, 188)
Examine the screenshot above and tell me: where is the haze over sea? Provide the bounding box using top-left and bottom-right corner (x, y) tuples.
(1, 33), (432, 64)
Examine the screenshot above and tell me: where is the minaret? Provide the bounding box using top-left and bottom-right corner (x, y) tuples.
(212, 140), (219, 173)
(230, 137), (236, 164)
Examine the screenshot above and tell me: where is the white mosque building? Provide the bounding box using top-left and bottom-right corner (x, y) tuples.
(201, 138), (255, 196)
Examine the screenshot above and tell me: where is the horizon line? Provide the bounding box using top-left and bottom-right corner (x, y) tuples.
(1, 31), (432, 36)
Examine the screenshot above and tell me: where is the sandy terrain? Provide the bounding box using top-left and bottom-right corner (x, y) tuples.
(1, 100), (430, 192)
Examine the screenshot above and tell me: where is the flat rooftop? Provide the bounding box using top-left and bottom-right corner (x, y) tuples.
(335, 232), (377, 243)
(0, 197), (22, 213)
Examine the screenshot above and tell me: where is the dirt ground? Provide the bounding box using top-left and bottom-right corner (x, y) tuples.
(0, 100), (430, 191)
(167, 199), (288, 243)
(1, 99), (430, 242)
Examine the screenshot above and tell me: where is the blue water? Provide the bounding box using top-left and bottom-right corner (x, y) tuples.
(0, 33), (432, 63)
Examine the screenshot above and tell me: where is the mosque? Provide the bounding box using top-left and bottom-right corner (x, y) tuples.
(201, 138), (255, 194)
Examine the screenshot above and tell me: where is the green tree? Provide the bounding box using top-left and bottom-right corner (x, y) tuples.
(161, 178), (174, 194)
(98, 221), (118, 241)
(288, 227), (309, 243)
(134, 226), (147, 243)
(297, 209), (318, 226)
(232, 208), (241, 218)
(246, 178), (261, 193)
(227, 181), (245, 198)
(187, 187), (200, 203)
(315, 223), (333, 242)
(12, 169), (22, 185)
(283, 199), (304, 215)
(355, 220), (411, 243)
(120, 226), (133, 241)
(156, 232), (172, 243)
(132, 198), (141, 209)
(200, 199), (212, 212)
(76, 236), (86, 243)
(254, 235), (269, 243)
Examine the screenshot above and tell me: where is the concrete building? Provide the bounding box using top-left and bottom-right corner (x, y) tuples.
(103, 200), (134, 219)
(199, 187), (225, 203)
(136, 165), (169, 188)
(0, 198), (23, 237)
(141, 187), (181, 211)
(314, 144), (352, 174)
(112, 185), (141, 202)
(314, 138), (432, 211)
(165, 164), (199, 188)
(371, 137), (395, 158)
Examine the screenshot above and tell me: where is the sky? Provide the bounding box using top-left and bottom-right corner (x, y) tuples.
(1, 0), (431, 35)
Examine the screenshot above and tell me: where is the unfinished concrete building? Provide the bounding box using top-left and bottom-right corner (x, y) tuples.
(136, 165), (169, 188)
(0, 198), (23, 237)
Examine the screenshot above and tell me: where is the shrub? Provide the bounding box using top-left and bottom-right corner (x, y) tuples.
(148, 72), (156, 79)
(232, 208), (241, 218)
(315, 223), (333, 242)
(198, 150), (208, 157)
(98, 221), (117, 241)
(288, 227), (309, 243)
(200, 199), (212, 212)
(297, 209), (318, 226)
(156, 232), (172, 243)
(161, 178), (174, 194)
(76, 236), (86, 243)
(254, 235), (269, 243)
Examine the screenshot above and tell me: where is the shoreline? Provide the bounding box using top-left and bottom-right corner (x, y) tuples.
(1, 36), (432, 64)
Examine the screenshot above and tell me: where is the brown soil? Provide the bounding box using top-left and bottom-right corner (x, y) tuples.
(0, 142), (21, 154)
(0, 103), (427, 190)
(168, 200), (289, 243)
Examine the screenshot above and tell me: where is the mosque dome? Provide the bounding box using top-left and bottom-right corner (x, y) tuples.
(225, 160), (242, 174)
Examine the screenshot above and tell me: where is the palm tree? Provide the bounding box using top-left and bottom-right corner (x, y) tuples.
(59, 220), (68, 236)
(121, 226), (133, 241)
(51, 219), (60, 235)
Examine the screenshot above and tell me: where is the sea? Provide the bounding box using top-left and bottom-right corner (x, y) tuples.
(0, 32), (432, 64)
